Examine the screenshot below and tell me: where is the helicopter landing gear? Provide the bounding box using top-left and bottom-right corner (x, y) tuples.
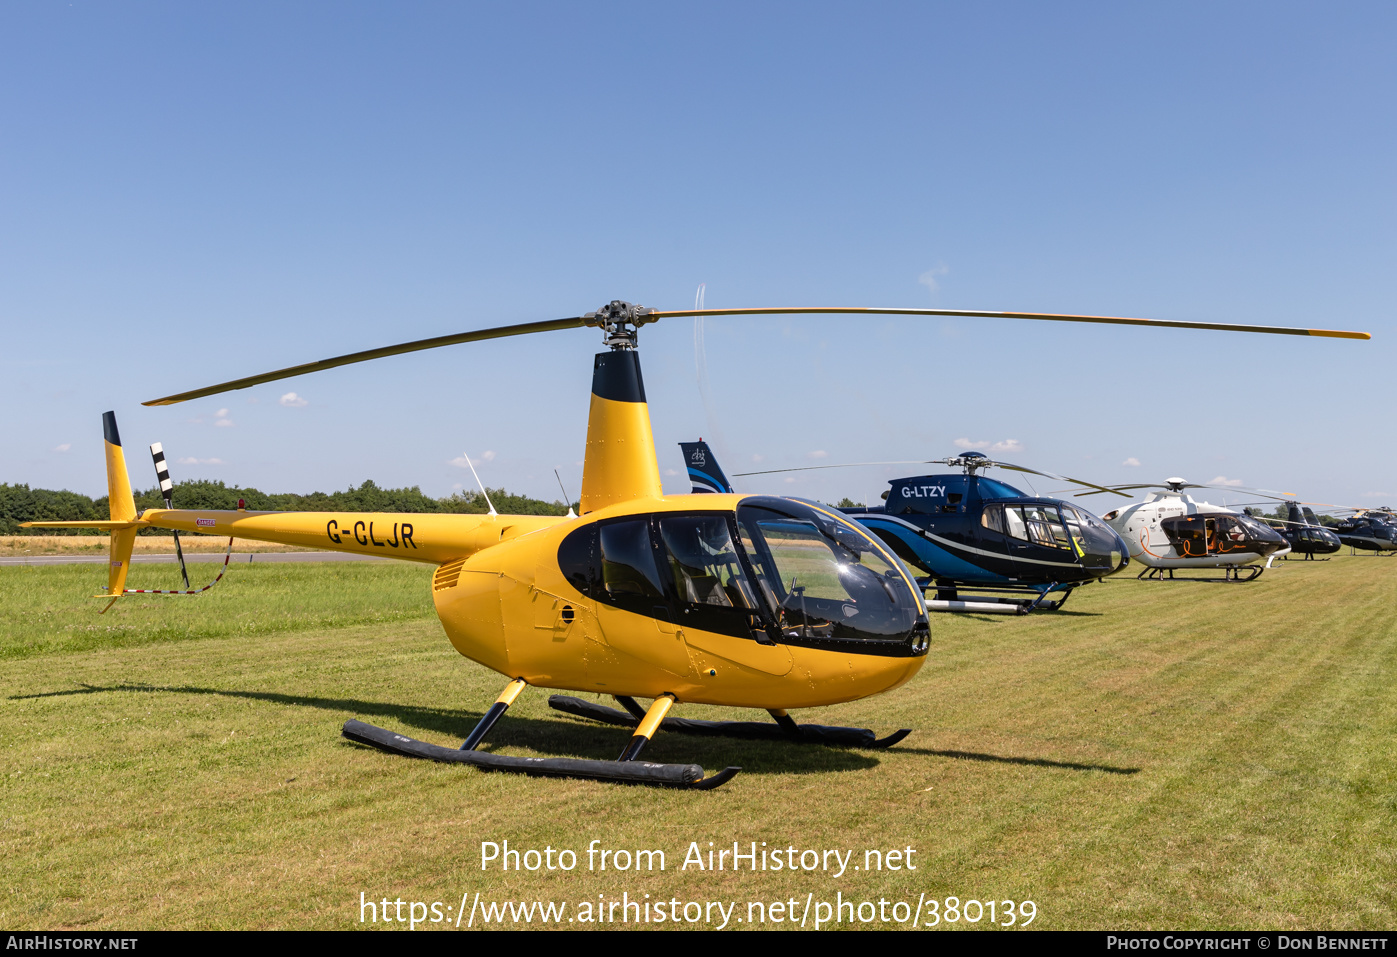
(341, 679), (742, 789)
(548, 695), (912, 749)
(1024, 585), (1075, 612)
(1136, 564), (1264, 582)
(920, 580), (1074, 615)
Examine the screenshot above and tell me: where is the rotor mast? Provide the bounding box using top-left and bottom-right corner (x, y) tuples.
(577, 301), (666, 514)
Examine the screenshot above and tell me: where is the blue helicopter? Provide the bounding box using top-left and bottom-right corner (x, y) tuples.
(680, 442), (1130, 614)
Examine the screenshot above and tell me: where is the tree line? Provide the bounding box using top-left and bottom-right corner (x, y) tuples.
(1243, 504), (1341, 527)
(0, 480), (573, 535)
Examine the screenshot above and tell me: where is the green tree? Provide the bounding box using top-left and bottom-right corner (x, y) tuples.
(1, 479), (574, 534)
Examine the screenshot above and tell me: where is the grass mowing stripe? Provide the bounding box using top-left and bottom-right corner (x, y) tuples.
(0, 561), (436, 660)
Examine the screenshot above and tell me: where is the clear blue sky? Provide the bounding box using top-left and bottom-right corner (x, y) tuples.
(3, 2), (1393, 510)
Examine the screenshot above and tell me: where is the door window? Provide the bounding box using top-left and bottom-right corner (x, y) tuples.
(1020, 505), (1072, 550)
(658, 514), (762, 639)
(599, 520), (666, 604)
(981, 503), (1006, 534)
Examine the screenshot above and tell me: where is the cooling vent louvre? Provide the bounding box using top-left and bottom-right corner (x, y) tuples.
(433, 559), (465, 592)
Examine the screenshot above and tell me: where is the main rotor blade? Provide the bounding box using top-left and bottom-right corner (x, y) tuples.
(735, 456), (1133, 499)
(735, 460), (932, 477)
(1191, 484), (1296, 501)
(143, 316), (588, 406)
(990, 461), (1133, 498)
(144, 301), (1369, 406)
(1073, 484), (1170, 497)
(1256, 516), (1309, 526)
(651, 307), (1371, 340)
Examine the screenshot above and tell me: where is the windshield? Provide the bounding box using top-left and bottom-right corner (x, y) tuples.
(736, 498), (923, 645)
(1235, 514), (1285, 543)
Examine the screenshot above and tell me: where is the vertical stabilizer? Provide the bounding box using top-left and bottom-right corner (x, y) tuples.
(678, 440), (734, 494)
(104, 412), (136, 523)
(579, 352), (663, 513)
(102, 412), (138, 599)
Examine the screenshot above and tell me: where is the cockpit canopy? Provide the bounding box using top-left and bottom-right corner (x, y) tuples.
(557, 497), (928, 656)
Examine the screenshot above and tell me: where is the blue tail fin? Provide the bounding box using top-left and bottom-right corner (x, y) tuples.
(679, 440), (734, 494)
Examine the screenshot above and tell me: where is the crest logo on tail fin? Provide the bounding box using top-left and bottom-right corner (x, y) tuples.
(678, 440), (734, 494)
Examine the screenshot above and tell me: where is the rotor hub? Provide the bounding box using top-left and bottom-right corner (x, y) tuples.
(585, 300), (657, 351)
(950, 451), (990, 474)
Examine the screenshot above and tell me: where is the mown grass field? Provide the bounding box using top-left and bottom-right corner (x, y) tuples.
(1, 554), (1394, 930)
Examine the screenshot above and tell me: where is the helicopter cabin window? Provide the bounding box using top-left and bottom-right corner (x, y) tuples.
(598, 520), (667, 605)
(658, 515), (755, 610)
(1023, 506), (1072, 550)
(1002, 506), (1028, 540)
(981, 504), (1006, 535)
(1060, 506), (1088, 554)
(1160, 516), (1206, 556)
(558, 515), (767, 635)
(1000, 505), (1070, 549)
(557, 524), (600, 598)
(1210, 515), (1255, 552)
(658, 514), (762, 640)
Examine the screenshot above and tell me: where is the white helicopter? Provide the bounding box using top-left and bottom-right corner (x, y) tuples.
(1075, 479), (1292, 581)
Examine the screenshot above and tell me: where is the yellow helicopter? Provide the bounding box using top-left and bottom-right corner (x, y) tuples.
(24, 301), (1368, 789)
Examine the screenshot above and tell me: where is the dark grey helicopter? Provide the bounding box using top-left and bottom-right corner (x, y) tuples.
(1332, 508), (1397, 554)
(1247, 503), (1342, 560)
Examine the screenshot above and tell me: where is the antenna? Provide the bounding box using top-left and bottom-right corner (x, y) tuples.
(554, 469), (577, 519)
(462, 452), (496, 517)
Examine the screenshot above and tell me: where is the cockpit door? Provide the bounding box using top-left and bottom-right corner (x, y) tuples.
(973, 502), (1023, 580)
(594, 518), (695, 677)
(658, 513), (792, 676)
(1002, 504), (1080, 575)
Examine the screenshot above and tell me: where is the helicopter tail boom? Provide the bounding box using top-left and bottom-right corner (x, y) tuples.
(20, 414), (573, 587)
